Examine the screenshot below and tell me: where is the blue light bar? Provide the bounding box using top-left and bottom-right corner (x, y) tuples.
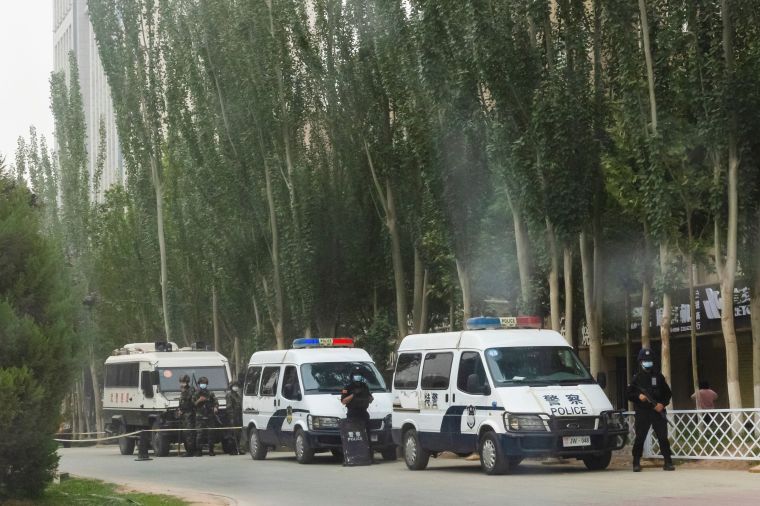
(466, 317), (502, 330)
(292, 337), (354, 349)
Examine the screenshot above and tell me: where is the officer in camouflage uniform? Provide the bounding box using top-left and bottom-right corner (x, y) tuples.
(226, 381), (246, 454)
(193, 376), (219, 456)
(177, 374), (196, 457)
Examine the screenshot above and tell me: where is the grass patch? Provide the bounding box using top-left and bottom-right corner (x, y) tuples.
(5, 477), (189, 505)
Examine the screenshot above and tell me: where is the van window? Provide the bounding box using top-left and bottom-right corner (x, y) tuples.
(421, 352), (453, 390)
(156, 366), (228, 392)
(394, 353), (422, 390)
(457, 352), (489, 394)
(485, 346), (593, 387)
(301, 362), (387, 394)
(105, 363), (140, 387)
(281, 366), (302, 400)
(244, 366), (262, 396)
(260, 366), (280, 396)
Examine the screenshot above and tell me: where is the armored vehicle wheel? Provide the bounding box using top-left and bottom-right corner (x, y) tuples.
(118, 423), (135, 456)
(151, 422), (170, 457)
(402, 428), (429, 470)
(249, 428), (268, 460)
(582, 451), (612, 471)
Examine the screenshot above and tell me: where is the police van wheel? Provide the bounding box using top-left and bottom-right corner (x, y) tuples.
(403, 429), (429, 470)
(479, 432), (510, 475)
(582, 451), (612, 471)
(151, 422), (170, 457)
(118, 424), (135, 456)
(381, 446), (398, 461)
(249, 428), (268, 460)
(294, 429), (315, 464)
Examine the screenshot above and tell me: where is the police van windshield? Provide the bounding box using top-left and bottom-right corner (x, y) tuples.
(484, 346), (593, 387)
(157, 366), (228, 392)
(300, 362), (387, 394)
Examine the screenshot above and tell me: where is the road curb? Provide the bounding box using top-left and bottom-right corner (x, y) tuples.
(749, 464), (760, 473)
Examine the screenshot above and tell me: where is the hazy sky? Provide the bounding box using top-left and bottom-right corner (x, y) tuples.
(0, 1), (54, 164)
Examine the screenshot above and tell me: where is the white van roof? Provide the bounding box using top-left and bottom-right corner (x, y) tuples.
(398, 329), (569, 352)
(105, 350), (229, 367)
(248, 347), (373, 366)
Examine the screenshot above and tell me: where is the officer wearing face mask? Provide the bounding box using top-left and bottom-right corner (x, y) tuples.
(178, 374), (196, 457)
(225, 381), (246, 454)
(626, 348), (674, 472)
(193, 376), (219, 456)
(341, 366), (374, 428)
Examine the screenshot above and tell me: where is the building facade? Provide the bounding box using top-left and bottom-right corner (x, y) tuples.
(53, 0), (123, 200)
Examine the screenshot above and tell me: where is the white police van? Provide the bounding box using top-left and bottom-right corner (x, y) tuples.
(103, 341), (232, 456)
(391, 317), (627, 475)
(242, 338), (396, 464)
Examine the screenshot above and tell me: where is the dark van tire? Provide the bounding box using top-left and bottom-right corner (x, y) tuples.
(294, 429), (315, 464)
(582, 451), (612, 471)
(249, 427), (268, 460)
(402, 428), (429, 470)
(479, 431), (512, 475)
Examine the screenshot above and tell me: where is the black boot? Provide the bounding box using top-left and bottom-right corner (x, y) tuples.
(663, 458), (675, 471)
(208, 444), (215, 457)
(632, 460), (642, 472)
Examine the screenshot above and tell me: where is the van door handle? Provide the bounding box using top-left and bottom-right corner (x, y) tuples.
(445, 394), (449, 403)
(452, 394), (455, 403)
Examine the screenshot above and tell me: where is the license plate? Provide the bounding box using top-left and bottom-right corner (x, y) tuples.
(370, 434), (378, 442)
(562, 436), (591, 447)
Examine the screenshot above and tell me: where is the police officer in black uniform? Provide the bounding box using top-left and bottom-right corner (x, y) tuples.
(341, 366), (374, 428)
(626, 348), (675, 472)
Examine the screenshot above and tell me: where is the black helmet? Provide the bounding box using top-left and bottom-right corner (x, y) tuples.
(637, 348), (653, 362)
(180, 374), (190, 383)
(198, 376), (209, 385)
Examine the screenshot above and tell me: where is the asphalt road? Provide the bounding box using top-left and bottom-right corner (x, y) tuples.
(59, 447), (760, 506)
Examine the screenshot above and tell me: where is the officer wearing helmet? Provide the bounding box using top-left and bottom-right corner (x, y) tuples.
(226, 380), (246, 454)
(341, 365), (374, 427)
(193, 376), (219, 456)
(626, 348), (674, 472)
(177, 374), (196, 457)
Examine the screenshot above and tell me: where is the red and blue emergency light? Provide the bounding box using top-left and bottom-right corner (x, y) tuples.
(292, 337), (354, 349)
(466, 316), (542, 330)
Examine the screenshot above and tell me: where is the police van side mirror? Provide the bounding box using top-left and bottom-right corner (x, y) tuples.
(141, 371), (154, 398)
(295, 392), (302, 401)
(596, 372), (607, 390)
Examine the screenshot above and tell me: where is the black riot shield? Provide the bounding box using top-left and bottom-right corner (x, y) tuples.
(339, 419), (372, 466)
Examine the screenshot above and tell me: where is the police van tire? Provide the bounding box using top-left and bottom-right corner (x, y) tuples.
(294, 429), (315, 464)
(479, 431), (511, 475)
(249, 428), (268, 460)
(118, 425), (136, 456)
(582, 451), (612, 471)
(402, 429), (429, 470)
(151, 422), (170, 457)
(381, 446), (398, 461)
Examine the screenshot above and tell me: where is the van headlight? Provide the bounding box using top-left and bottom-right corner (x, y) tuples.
(308, 415), (340, 430)
(503, 413), (549, 432)
(603, 411), (626, 430)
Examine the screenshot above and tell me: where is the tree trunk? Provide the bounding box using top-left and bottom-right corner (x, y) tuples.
(625, 289), (633, 411)
(252, 290), (262, 350)
(717, 0), (742, 411)
(233, 334), (241, 380)
(510, 198), (533, 311)
(580, 231), (601, 376)
(752, 271), (760, 409)
(264, 164), (285, 350)
(212, 279), (220, 352)
(688, 254), (700, 408)
(456, 259), (472, 322)
(449, 291), (455, 331)
(641, 232), (652, 349)
(563, 247), (574, 346)
(412, 247), (424, 334)
(420, 268), (429, 334)
(149, 152), (171, 341)
(80, 372), (92, 435)
(547, 221), (561, 331)
(89, 346), (104, 438)
(659, 244), (672, 386)
(638, 0), (658, 133)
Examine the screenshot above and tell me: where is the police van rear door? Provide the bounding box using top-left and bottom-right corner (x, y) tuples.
(419, 351), (453, 451)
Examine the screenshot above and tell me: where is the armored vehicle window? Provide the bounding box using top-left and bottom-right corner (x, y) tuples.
(394, 353), (422, 390)
(281, 366), (301, 400)
(260, 366), (280, 396)
(457, 352), (489, 394)
(421, 352), (453, 390)
(105, 363), (140, 387)
(244, 366), (262, 396)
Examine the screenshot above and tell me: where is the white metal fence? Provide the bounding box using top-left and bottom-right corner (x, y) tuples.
(624, 409), (760, 461)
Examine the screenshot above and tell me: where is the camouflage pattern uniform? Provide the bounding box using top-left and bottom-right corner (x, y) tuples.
(226, 383), (246, 453)
(193, 378), (218, 456)
(178, 376), (196, 456)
